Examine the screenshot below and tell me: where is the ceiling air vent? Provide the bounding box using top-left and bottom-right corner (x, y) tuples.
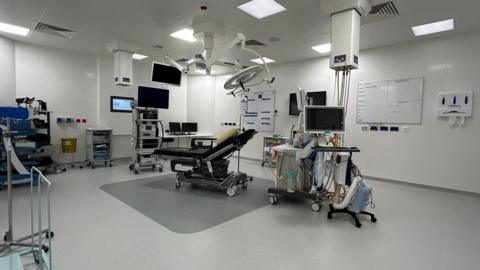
(362, 1), (399, 25)
(34, 22), (76, 39)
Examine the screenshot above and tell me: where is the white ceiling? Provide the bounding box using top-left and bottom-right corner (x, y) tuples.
(1, 0), (480, 66)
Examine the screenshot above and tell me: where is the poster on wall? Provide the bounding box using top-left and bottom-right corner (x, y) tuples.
(357, 77), (424, 124)
(242, 91), (275, 132)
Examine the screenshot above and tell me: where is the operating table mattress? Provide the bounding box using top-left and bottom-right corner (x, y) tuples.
(154, 147), (210, 158)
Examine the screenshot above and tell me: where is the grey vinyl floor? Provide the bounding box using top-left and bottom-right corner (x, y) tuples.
(1, 159), (480, 270)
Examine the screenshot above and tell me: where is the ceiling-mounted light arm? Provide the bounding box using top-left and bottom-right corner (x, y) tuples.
(241, 46), (274, 84)
(205, 33), (247, 69)
(164, 55), (188, 73)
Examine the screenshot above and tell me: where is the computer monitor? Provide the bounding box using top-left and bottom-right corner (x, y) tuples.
(304, 106), (345, 133)
(138, 86), (169, 109)
(307, 91), (327, 106)
(169, 122), (181, 134)
(110, 96), (134, 113)
(151, 62), (182, 86)
(181, 122), (198, 133)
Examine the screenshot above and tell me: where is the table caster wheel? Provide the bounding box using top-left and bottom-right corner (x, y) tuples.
(269, 195), (278, 205)
(226, 186), (237, 197)
(242, 182), (248, 189)
(42, 245), (49, 253)
(45, 231), (54, 239)
(371, 217), (377, 223)
(327, 213), (333, 219)
(355, 223), (362, 228)
(311, 202), (321, 212)
(175, 180), (181, 189)
(129, 164), (134, 170)
(134, 168), (140, 174)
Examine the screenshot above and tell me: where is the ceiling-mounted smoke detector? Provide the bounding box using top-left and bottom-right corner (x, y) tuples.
(34, 22), (76, 39)
(362, 1), (399, 25)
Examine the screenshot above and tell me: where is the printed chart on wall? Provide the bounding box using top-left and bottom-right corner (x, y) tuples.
(357, 77), (424, 124)
(242, 91), (275, 132)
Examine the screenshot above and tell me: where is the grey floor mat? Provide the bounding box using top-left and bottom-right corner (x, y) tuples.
(100, 175), (272, 234)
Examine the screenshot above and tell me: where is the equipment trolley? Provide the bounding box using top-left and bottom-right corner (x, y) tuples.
(86, 128), (113, 169)
(130, 107), (164, 174)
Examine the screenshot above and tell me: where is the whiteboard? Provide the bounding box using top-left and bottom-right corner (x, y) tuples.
(357, 77), (424, 124)
(242, 91), (275, 132)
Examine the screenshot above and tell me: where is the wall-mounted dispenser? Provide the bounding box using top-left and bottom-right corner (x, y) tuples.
(437, 91), (473, 126)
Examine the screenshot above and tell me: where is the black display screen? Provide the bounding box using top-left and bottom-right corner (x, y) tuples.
(169, 122), (181, 133)
(307, 91), (327, 106)
(305, 106), (345, 132)
(289, 93), (300, 115)
(181, 122), (198, 133)
(151, 62), (182, 86)
(138, 86), (169, 109)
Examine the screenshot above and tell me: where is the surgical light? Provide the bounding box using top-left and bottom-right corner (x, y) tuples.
(312, 43), (331, 54)
(250, 57), (275, 64)
(0, 22), (29, 36)
(411, 19), (454, 37)
(237, 0), (286, 19)
(170, 28), (197, 43)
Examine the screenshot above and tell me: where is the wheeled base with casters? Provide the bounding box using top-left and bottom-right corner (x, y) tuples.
(129, 162), (163, 174)
(327, 204), (377, 228)
(175, 172), (253, 197)
(86, 160), (113, 170)
(268, 188), (323, 212)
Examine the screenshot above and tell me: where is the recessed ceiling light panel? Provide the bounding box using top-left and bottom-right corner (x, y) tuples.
(411, 19), (454, 37)
(170, 28), (197, 42)
(0, 22), (30, 36)
(312, 43), (331, 54)
(238, 0), (286, 19)
(132, 53), (148, 60)
(250, 57), (275, 64)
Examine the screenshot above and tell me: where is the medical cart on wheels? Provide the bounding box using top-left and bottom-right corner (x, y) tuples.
(130, 107), (164, 174)
(267, 143), (326, 212)
(86, 128), (113, 169)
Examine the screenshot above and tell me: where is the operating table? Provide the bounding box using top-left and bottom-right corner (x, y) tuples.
(154, 129), (256, 196)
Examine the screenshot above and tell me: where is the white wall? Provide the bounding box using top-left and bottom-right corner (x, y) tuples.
(0, 36), (16, 106)
(203, 31), (480, 193)
(186, 76), (216, 133)
(15, 42), (98, 163)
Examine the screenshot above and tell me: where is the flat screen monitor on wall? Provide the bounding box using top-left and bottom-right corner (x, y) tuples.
(111, 96), (134, 113)
(138, 86), (169, 109)
(307, 91), (327, 106)
(151, 62), (182, 86)
(289, 93), (300, 115)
